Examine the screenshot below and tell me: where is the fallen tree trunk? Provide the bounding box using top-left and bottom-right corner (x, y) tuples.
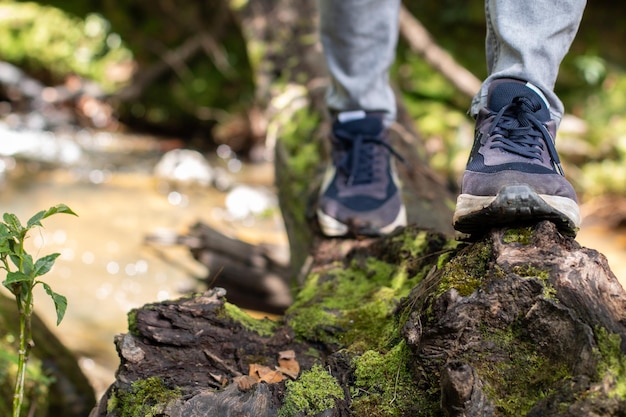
(91, 221), (626, 417)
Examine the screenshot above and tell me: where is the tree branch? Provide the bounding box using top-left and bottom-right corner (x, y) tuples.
(398, 5), (482, 99)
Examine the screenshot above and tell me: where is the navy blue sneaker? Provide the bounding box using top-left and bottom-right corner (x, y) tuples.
(453, 79), (581, 236)
(317, 111), (407, 237)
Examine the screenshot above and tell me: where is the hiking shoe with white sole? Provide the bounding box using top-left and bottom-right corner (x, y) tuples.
(453, 79), (581, 237)
(317, 111), (406, 237)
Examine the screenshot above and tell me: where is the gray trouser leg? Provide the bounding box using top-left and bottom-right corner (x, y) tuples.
(319, 0), (586, 125)
(318, 0), (400, 125)
(471, 0), (587, 123)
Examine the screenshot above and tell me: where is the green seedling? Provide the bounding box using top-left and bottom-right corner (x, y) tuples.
(0, 204), (77, 417)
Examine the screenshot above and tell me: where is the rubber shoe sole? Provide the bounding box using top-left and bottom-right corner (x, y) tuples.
(317, 204), (407, 237)
(453, 184), (581, 237)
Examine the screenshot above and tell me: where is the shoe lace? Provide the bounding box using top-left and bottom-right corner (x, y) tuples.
(488, 95), (564, 175)
(333, 127), (404, 186)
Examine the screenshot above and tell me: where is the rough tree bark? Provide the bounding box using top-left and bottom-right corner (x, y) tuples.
(90, 1), (626, 417)
(91, 221), (626, 417)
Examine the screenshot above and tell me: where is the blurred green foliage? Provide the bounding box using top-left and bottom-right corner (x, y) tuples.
(1, 0), (625, 197)
(0, 1), (132, 90)
(0, 338), (51, 417)
(3, 0), (255, 137)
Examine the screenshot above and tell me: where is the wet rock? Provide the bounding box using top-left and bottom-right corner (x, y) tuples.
(153, 148), (214, 188)
(0, 123), (83, 165)
(225, 184), (278, 220)
(117, 334), (145, 364)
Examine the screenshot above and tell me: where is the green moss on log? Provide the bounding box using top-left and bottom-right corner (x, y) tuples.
(222, 301), (277, 337)
(503, 227), (535, 245)
(107, 377), (181, 417)
(286, 228), (457, 416)
(288, 265), (394, 348)
(287, 230), (445, 350)
(436, 239), (492, 297)
(594, 327), (626, 398)
(512, 265), (557, 300)
(351, 341), (421, 417)
(475, 323), (572, 416)
(279, 364), (344, 417)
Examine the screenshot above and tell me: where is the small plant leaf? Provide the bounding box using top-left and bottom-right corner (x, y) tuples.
(0, 236), (9, 254)
(41, 282), (67, 325)
(27, 204), (77, 228)
(10, 253), (34, 276)
(34, 253), (60, 277)
(3, 213), (23, 234)
(0, 237), (9, 255)
(26, 210), (46, 229)
(2, 271), (31, 287)
(2, 206), (75, 417)
(46, 204), (77, 217)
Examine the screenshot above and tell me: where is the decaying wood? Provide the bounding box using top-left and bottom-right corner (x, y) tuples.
(93, 221), (626, 416)
(89, 288), (313, 417)
(403, 221), (626, 416)
(185, 222), (292, 314)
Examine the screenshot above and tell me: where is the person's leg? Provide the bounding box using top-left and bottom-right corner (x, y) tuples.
(471, 0), (587, 124)
(317, 0), (405, 237)
(318, 0), (400, 126)
(455, 0), (586, 237)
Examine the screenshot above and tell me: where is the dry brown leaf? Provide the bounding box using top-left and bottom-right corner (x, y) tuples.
(277, 350), (300, 379)
(248, 363), (286, 384)
(208, 372), (227, 386)
(278, 350), (296, 361)
(249, 364), (272, 380)
(244, 351), (299, 386)
(275, 365), (298, 380)
(260, 369), (285, 384)
(235, 375), (258, 391)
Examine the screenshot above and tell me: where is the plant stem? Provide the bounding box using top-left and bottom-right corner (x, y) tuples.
(12, 298), (27, 417)
(1, 206), (74, 416)
(12, 237), (32, 417)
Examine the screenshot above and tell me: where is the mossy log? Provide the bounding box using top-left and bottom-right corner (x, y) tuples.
(92, 221), (626, 417)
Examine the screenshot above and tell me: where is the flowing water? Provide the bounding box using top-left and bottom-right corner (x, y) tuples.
(0, 128), (288, 397)
(0, 127), (624, 401)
